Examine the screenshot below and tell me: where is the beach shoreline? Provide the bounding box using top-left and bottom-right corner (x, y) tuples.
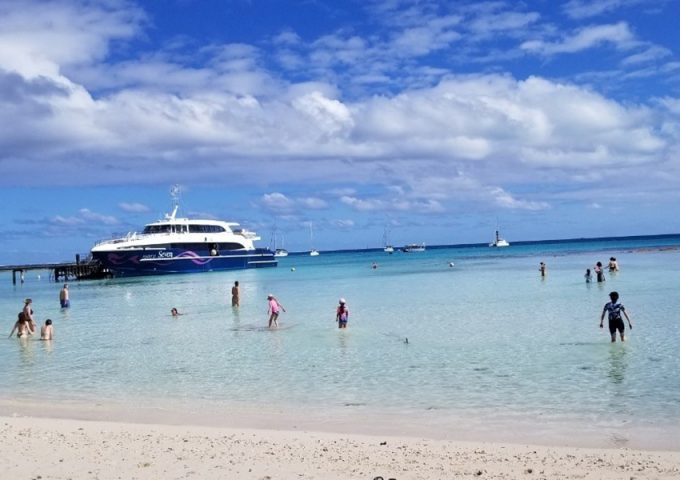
(2, 413), (679, 480)
(3, 395), (680, 452)
(3, 392), (680, 446)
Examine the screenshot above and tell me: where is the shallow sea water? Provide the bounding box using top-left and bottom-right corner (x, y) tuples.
(1, 237), (680, 447)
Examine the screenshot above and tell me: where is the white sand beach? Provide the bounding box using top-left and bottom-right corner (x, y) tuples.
(2, 412), (679, 480)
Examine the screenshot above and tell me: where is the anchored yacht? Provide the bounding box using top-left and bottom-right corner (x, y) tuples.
(91, 189), (276, 276)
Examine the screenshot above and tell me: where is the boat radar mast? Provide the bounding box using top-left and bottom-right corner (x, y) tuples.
(166, 184), (181, 221)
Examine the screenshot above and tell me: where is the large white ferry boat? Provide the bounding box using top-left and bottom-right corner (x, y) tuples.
(91, 190), (276, 277)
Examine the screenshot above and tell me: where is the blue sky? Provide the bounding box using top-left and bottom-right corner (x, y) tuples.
(1, 0), (680, 263)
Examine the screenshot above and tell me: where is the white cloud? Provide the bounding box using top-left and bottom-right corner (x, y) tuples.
(341, 195), (444, 213)
(119, 202), (150, 213)
(79, 208), (119, 225)
(292, 91), (354, 137)
(273, 30), (301, 46)
(521, 22), (635, 56)
(50, 208), (119, 227)
(621, 45), (672, 66)
(489, 188), (549, 211)
(341, 196), (385, 211)
(51, 215), (84, 226)
(0, 0), (143, 78)
(468, 11), (540, 36)
(563, 0), (648, 19)
(297, 197), (328, 209)
(0, 0), (678, 221)
(261, 193), (328, 213)
(261, 192), (295, 212)
(332, 219), (355, 229)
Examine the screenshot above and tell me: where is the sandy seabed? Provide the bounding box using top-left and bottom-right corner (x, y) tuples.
(2, 414), (679, 480)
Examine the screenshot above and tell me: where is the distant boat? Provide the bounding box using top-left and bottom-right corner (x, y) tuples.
(401, 243), (425, 252)
(383, 226), (394, 254)
(271, 230), (288, 257)
(309, 222), (320, 256)
(489, 230), (510, 248)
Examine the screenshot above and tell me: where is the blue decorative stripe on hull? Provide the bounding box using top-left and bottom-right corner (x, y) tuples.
(92, 249), (277, 277)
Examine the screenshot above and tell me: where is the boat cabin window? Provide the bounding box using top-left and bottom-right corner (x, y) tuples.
(142, 225), (173, 234)
(170, 242), (244, 251)
(188, 224), (226, 233)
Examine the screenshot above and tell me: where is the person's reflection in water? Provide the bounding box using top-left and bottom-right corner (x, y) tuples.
(607, 345), (627, 385)
(337, 328), (349, 354)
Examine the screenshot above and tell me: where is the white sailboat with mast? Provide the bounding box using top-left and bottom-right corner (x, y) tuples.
(271, 229), (288, 257)
(489, 221), (510, 248)
(383, 226), (394, 253)
(309, 222), (319, 256)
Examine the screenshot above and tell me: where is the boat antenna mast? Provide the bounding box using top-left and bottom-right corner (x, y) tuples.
(167, 184), (181, 220)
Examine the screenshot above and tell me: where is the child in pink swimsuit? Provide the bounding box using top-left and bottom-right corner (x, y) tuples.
(336, 298), (349, 329)
(267, 294), (286, 328)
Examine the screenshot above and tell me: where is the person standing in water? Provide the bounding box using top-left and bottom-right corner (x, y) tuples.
(9, 313), (30, 338)
(608, 257), (619, 272)
(41, 319), (54, 340)
(231, 281), (240, 307)
(539, 262), (547, 277)
(584, 268), (592, 283)
(336, 298), (349, 329)
(267, 294), (285, 328)
(22, 299), (36, 333)
(59, 284), (70, 308)
(600, 291), (633, 342)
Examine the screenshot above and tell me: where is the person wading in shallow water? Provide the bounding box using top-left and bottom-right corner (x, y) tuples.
(336, 298), (349, 329)
(267, 294), (285, 328)
(59, 284), (70, 308)
(231, 281), (240, 307)
(600, 291), (633, 343)
(41, 319), (54, 340)
(595, 261), (606, 283)
(22, 299), (36, 333)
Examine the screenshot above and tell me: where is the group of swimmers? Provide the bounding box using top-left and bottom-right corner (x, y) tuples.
(264, 294), (348, 329)
(7, 283), (70, 340)
(8, 298), (53, 340)
(538, 257), (630, 342)
(584, 257), (619, 283)
(539, 257), (619, 283)
(171, 280), (350, 330)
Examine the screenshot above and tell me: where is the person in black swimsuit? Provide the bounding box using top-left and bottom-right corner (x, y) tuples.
(600, 291), (633, 342)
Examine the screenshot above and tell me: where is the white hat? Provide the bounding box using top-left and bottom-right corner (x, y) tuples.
(267, 294), (273, 299)
(339, 298), (346, 304)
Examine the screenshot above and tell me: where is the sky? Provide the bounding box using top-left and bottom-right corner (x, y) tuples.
(1, 0), (680, 263)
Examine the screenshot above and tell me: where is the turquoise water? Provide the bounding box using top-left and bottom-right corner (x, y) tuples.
(2, 237), (680, 445)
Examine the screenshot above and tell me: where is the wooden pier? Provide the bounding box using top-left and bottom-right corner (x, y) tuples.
(0, 256), (111, 284)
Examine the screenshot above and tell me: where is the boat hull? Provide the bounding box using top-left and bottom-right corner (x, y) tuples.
(92, 248), (277, 277)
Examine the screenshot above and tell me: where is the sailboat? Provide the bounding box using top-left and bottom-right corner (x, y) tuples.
(309, 222), (319, 256)
(489, 229), (510, 248)
(383, 226), (394, 254)
(273, 231), (288, 257)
